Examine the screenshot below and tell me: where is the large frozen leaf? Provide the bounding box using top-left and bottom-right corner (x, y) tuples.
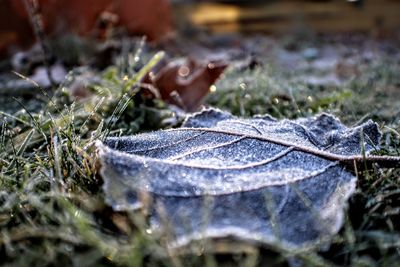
(96, 108), (399, 250)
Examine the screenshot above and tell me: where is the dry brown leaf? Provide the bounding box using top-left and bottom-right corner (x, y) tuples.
(143, 58), (228, 111)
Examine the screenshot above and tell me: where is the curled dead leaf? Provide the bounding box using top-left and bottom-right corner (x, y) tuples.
(143, 58), (228, 111)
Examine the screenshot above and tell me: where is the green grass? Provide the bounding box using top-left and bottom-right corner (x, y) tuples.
(1, 39), (400, 267)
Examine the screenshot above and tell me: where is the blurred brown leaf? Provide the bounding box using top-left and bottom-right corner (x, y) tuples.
(143, 58), (228, 112)
(1, 0), (172, 55)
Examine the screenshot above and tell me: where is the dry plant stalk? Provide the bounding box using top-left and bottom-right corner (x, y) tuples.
(23, 0), (55, 87)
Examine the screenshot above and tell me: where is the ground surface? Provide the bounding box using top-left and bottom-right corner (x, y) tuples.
(0, 33), (399, 266)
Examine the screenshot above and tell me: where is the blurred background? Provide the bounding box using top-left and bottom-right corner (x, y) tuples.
(1, 0), (399, 56)
(0, 0), (399, 114)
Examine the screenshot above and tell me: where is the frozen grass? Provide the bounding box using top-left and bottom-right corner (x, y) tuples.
(1, 42), (400, 266)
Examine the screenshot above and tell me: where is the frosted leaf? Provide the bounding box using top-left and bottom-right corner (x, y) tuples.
(97, 108), (385, 250)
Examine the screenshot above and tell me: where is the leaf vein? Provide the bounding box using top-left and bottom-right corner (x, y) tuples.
(169, 136), (247, 161)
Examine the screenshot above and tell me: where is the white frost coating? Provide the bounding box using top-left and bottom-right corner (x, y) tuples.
(97, 108), (381, 250)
